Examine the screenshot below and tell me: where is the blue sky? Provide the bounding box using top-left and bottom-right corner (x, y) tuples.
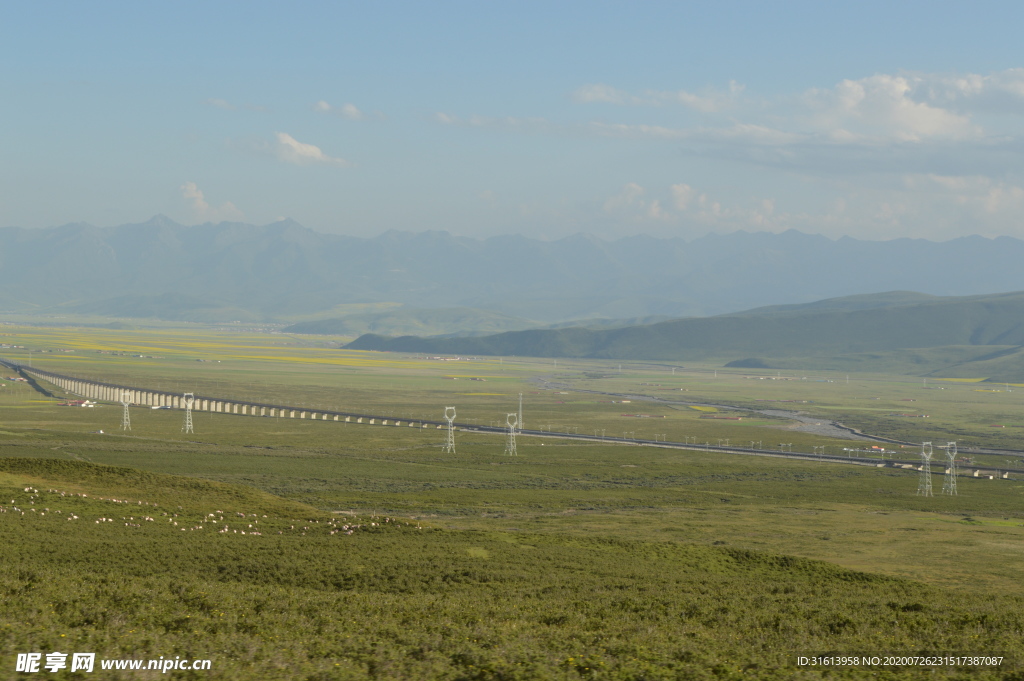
(3, 1), (1024, 241)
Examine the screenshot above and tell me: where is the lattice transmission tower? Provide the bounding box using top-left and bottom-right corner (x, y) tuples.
(942, 441), (958, 495)
(917, 442), (934, 496)
(505, 413), (518, 456)
(517, 393), (523, 433)
(120, 392), (131, 432)
(182, 393), (195, 434)
(443, 406), (456, 454)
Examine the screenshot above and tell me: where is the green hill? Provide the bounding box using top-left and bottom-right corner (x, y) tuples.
(346, 291), (1024, 369)
(283, 306), (538, 338)
(284, 307), (676, 339)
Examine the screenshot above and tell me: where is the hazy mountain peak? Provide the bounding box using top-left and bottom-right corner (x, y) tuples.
(3, 220), (1024, 327)
(137, 214), (182, 230)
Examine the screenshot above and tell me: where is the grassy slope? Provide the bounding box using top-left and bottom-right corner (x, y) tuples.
(0, 457), (314, 517)
(1, 458), (1022, 680)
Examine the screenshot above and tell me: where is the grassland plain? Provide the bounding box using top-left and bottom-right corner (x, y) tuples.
(2, 326), (1024, 677)
(9, 324), (1024, 456)
(569, 368), (1024, 459)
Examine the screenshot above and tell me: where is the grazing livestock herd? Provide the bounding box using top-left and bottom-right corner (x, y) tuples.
(0, 485), (423, 540)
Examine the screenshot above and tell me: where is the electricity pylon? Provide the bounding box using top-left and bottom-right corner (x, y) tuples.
(182, 393), (195, 434)
(120, 392), (131, 431)
(917, 442), (933, 497)
(443, 406), (456, 453)
(942, 441), (958, 495)
(505, 413), (518, 456)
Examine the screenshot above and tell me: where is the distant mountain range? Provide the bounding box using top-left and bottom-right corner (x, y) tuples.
(346, 291), (1024, 380)
(7, 217), (1024, 335)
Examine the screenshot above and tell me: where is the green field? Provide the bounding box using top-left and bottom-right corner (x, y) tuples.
(1, 326), (1024, 679)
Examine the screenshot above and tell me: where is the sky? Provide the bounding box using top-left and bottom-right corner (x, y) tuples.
(3, 1), (1024, 242)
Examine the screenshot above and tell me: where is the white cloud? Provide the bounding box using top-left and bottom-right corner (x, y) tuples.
(693, 174), (1024, 239)
(205, 98), (265, 112)
(661, 90), (730, 113)
(589, 122), (689, 139)
(670, 184), (698, 210)
(803, 74), (979, 142)
(574, 81), (744, 112)
(601, 182), (680, 226)
(433, 112), (551, 132)
(650, 81), (745, 113)
(273, 132), (350, 166)
(442, 71), (1024, 158)
(579, 75), (981, 153)
(180, 182), (244, 223)
(436, 68), (1024, 235)
(907, 68), (1024, 115)
(339, 103), (364, 120)
(570, 70), (1024, 177)
(645, 199), (666, 219)
(590, 122), (807, 146)
(909, 174), (1024, 215)
(599, 181), (785, 234)
(698, 123), (804, 145)
(603, 182), (647, 212)
(534, 172), (1024, 241)
(452, 74), (987, 152)
(313, 100), (380, 120)
(604, 73), (1019, 177)
(572, 84), (647, 105)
